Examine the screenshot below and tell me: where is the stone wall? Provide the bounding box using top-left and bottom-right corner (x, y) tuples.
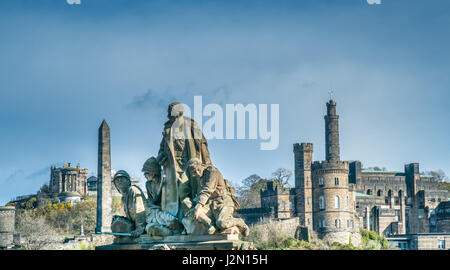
(275, 218), (301, 238)
(411, 234), (450, 250)
(0, 206), (15, 249)
(435, 202), (450, 233)
(249, 217), (300, 239)
(236, 207), (274, 225)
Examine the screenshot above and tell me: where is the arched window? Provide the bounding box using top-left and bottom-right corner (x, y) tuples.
(348, 219), (354, 228)
(335, 219), (341, 228)
(282, 201), (286, 210)
(319, 196), (325, 210)
(335, 177), (339, 186)
(289, 201), (292, 210)
(346, 196), (349, 208)
(377, 190), (383, 197)
(367, 189), (372, 195)
(398, 190), (403, 197)
(334, 196), (340, 209)
(319, 177), (324, 186)
(388, 190), (393, 197)
(321, 219), (326, 228)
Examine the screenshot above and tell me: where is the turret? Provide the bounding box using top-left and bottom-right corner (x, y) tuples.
(325, 100), (340, 162)
(294, 142), (314, 228)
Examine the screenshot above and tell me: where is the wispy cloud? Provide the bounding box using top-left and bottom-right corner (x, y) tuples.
(3, 170), (25, 184)
(127, 88), (172, 110)
(126, 86), (231, 110)
(0, 165), (61, 204)
(25, 165), (58, 180)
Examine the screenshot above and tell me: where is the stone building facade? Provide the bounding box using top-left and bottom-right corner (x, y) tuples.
(246, 99), (449, 245)
(387, 233), (450, 250)
(0, 206), (15, 249)
(49, 163), (88, 197)
(431, 201), (450, 233)
(350, 162), (448, 236)
(260, 181), (296, 219)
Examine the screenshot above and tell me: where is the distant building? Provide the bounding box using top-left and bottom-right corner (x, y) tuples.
(49, 163), (88, 203)
(260, 182), (296, 219)
(431, 201), (450, 233)
(86, 172), (142, 197)
(87, 176), (98, 196)
(238, 99), (449, 246)
(387, 233), (450, 250)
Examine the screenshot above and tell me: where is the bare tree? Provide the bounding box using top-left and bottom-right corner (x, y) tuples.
(16, 211), (62, 250)
(271, 168), (293, 187)
(238, 170), (291, 209)
(428, 170), (448, 182)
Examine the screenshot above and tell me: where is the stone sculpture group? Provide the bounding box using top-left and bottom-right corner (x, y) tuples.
(110, 102), (249, 239)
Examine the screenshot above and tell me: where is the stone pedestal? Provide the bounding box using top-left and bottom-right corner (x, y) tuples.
(96, 234), (254, 250)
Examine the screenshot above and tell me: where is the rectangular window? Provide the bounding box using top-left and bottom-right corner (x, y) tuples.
(438, 240), (445, 249)
(319, 196), (325, 210)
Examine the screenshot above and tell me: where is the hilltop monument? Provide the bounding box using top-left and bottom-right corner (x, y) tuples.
(96, 103), (252, 250)
(96, 120), (112, 233)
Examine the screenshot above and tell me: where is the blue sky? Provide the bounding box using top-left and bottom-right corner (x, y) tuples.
(1, 0), (450, 205)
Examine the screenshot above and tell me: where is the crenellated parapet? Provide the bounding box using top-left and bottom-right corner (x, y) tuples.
(312, 160), (349, 173)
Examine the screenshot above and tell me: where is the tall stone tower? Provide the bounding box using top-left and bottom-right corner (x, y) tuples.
(405, 163), (427, 234)
(311, 99), (358, 243)
(325, 100), (340, 162)
(294, 143), (314, 229)
(96, 120), (112, 233)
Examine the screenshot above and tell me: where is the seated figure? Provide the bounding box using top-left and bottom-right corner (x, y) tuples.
(142, 157), (183, 237)
(185, 158), (249, 237)
(111, 170), (147, 238)
(180, 197), (216, 235)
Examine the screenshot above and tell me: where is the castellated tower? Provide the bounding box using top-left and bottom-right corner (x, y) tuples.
(294, 143), (313, 229)
(310, 99), (359, 244)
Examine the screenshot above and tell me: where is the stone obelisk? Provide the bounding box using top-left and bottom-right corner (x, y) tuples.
(96, 120), (112, 233)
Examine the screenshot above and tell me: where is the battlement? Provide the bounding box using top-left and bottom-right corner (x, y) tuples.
(293, 142), (313, 152)
(312, 160), (349, 171)
(261, 181), (293, 196)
